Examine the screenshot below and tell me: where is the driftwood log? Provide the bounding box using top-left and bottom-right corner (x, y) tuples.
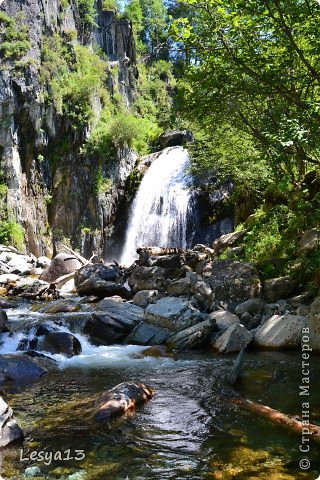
(229, 397), (320, 443)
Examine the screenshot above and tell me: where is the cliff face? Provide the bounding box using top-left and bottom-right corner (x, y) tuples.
(0, 0), (138, 257)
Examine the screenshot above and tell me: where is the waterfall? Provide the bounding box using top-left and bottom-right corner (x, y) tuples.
(120, 146), (192, 265)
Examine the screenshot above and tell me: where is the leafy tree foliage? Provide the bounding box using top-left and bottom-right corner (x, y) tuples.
(172, 0), (320, 185)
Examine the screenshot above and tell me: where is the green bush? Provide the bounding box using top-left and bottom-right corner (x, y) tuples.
(0, 220), (25, 251)
(0, 12), (31, 60)
(102, 0), (118, 11)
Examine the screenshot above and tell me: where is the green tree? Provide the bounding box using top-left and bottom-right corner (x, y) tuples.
(172, 0), (320, 185)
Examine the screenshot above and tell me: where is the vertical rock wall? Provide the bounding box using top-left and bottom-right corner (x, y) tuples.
(0, 0), (138, 257)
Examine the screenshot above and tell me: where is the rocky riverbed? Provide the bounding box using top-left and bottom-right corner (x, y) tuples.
(0, 243), (320, 479)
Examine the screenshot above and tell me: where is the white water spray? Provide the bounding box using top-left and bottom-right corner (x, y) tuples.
(120, 146), (192, 265)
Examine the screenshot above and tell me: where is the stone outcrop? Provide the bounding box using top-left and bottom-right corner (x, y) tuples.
(212, 324), (253, 354)
(262, 276), (296, 303)
(0, 0), (138, 257)
(253, 314), (307, 348)
(158, 130), (194, 149)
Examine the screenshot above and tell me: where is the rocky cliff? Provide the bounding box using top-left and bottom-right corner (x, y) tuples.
(0, 0), (138, 257)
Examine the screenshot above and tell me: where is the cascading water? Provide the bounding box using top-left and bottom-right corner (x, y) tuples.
(120, 146), (193, 265)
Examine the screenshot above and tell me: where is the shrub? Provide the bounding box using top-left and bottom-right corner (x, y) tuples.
(0, 12), (31, 60)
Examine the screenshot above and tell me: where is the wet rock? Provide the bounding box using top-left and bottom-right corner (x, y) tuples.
(235, 298), (265, 316)
(158, 130), (194, 148)
(132, 289), (158, 308)
(152, 254), (184, 270)
(0, 308), (8, 332)
(40, 332), (82, 358)
(44, 299), (80, 314)
(205, 260), (261, 303)
(307, 297), (320, 352)
(76, 277), (132, 300)
(0, 287), (7, 295)
(299, 229), (320, 253)
(263, 276), (296, 303)
(167, 278), (191, 297)
(17, 337), (38, 352)
(142, 345), (173, 358)
(0, 355), (47, 385)
(128, 266), (167, 292)
(0, 299), (19, 309)
(95, 382), (154, 420)
(74, 263), (122, 286)
(40, 253), (82, 283)
(212, 324), (253, 354)
(126, 322), (171, 345)
(167, 318), (215, 349)
(208, 310), (240, 332)
(83, 298), (144, 345)
(254, 314), (307, 349)
(0, 396), (24, 448)
(145, 297), (203, 332)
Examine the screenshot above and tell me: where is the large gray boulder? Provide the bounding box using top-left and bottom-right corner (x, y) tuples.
(212, 230), (246, 254)
(0, 308), (8, 333)
(166, 318), (215, 349)
(254, 314), (307, 349)
(0, 397), (24, 447)
(83, 298), (144, 345)
(145, 297), (203, 332)
(128, 266), (167, 292)
(307, 297), (320, 352)
(167, 278), (191, 297)
(262, 276), (296, 302)
(40, 253), (81, 283)
(205, 260), (261, 303)
(212, 324), (253, 354)
(0, 355), (47, 385)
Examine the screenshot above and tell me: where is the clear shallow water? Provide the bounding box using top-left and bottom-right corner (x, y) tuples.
(0, 307), (320, 480)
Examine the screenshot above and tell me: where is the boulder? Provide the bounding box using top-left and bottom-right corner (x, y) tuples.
(83, 298), (144, 345)
(0, 397), (24, 447)
(126, 322), (171, 345)
(208, 310), (240, 332)
(0, 308), (8, 332)
(132, 290), (158, 308)
(212, 324), (253, 354)
(0, 355), (47, 385)
(263, 276), (296, 303)
(166, 318), (215, 349)
(0, 252), (33, 275)
(205, 260), (261, 303)
(40, 253), (82, 283)
(212, 230), (247, 254)
(235, 298), (265, 316)
(299, 229), (320, 253)
(142, 345), (173, 358)
(95, 382), (154, 420)
(167, 278), (191, 297)
(76, 277), (132, 300)
(11, 279), (49, 299)
(152, 254), (184, 270)
(44, 299), (80, 314)
(40, 332), (82, 358)
(0, 273), (19, 283)
(158, 130), (194, 148)
(254, 314), (307, 349)
(74, 263), (122, 286)
(145, 297), (203, 332)
(128, 266), (167, 292)
(308, 297), (320, 352)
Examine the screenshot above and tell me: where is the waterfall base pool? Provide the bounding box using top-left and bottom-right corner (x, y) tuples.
(1, 347), (319, 480)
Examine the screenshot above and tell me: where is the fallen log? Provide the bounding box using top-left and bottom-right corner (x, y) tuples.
(137, 246), (186, 256)
(94, 382), (154, 420)
(229, 397), (320, 443)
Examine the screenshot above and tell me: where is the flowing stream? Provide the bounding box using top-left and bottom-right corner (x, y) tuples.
(0, 304), (319, 479)
(120, 147), (193, 265)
